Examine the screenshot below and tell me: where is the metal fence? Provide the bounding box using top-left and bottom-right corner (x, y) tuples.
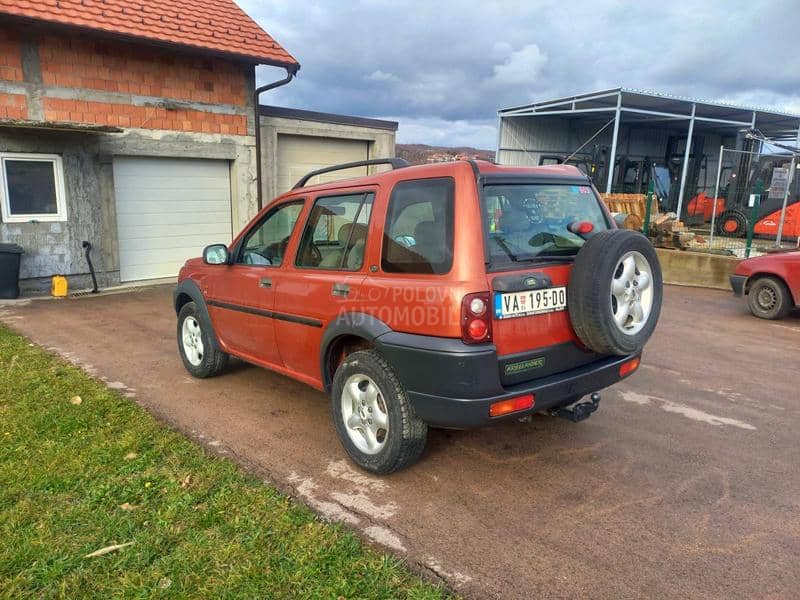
(677, 147), (800, 258)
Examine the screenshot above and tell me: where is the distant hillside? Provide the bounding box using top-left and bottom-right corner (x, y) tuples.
(396, 143), (494, 166)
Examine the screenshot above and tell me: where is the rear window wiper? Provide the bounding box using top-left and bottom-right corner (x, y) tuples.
(491, 235), (519, 262)
(530, 253), (576, 261)
(509, 247), (577, 262)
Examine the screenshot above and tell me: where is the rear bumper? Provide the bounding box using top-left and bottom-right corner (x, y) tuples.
(730, 274), (747, 297)
(374, 331), (638, 428)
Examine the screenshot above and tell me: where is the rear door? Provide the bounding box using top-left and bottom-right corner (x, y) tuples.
(481, 180), (612, 385)
(272, 188), (376, 386)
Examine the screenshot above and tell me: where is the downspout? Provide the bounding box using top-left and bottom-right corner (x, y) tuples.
(254, 66), (299, 209)
(81, 241), (99, 294)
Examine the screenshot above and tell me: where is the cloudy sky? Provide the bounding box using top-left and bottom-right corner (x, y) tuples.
(241, 0), (800, 149)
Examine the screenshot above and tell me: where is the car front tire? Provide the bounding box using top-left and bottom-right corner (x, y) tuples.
(331, 349), (427, 474)
(177, 301), (229, 378)
(747, 276), (792, 320)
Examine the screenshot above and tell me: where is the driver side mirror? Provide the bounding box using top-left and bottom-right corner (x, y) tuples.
(203, 244), (229, 265)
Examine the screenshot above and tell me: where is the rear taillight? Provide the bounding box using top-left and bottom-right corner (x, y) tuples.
(461, 292), (492, 344)
(489, 394), (535, 417)
(619, 357), (641, 378)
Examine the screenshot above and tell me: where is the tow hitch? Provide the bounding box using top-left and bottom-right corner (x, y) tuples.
(551, 393), (601, 423)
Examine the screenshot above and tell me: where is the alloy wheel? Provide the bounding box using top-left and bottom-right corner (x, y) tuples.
(610, 251), (654, 335)
(181, 316), (204, 366)
(340, 373), (389, 455)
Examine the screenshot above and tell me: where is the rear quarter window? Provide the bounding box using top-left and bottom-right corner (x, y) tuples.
(381, 178), (454, 274)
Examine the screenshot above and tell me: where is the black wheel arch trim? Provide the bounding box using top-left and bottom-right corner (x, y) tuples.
(173, 280), (223, 351)
(320, 312), (393, 392)
(174, 279), (203, 313)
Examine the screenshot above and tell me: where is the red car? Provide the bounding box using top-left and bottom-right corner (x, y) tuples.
(174, 159), (663, 473)
(731, 251), (800, 319)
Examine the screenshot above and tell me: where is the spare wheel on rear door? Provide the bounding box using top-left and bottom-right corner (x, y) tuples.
(568, 229), (663, 355)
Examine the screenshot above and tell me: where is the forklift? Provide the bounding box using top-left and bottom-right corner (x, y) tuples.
(686, 131), (800, 238)
(538, 144), (609, 185)
(719, 151), (800, 238)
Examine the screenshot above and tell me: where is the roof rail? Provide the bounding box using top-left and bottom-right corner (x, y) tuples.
(292, 158), (409, 189)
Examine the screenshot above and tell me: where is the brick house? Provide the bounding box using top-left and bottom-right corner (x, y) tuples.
(0, 0), (298, 290)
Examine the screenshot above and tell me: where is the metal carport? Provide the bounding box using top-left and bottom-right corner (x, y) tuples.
(496, 88), (800, 217)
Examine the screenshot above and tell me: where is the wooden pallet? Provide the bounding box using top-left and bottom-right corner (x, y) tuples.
(599, 193), (658, 221)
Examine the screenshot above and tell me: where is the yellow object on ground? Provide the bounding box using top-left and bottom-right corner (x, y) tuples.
(51, 275), (68, 297)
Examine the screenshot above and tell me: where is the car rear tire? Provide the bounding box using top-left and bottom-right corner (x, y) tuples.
(747, 276), (792, 320)
(568, 229), (663, 356)
(177, 302), (229, 378)
(331, 349), (427, 474)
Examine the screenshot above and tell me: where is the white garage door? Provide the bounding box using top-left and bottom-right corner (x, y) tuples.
(114, 157), (232, 282)
(276, 134), (370, 195)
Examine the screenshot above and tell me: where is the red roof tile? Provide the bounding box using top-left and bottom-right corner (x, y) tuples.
(0, 0), (298, 67)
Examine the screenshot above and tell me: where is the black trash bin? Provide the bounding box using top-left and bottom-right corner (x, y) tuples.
(0, 243), (24, 299)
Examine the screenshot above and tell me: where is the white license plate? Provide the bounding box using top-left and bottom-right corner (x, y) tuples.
(494, 287), (567, 319)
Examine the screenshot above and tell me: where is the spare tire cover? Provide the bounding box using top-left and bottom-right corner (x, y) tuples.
(568, 229), (663, 356)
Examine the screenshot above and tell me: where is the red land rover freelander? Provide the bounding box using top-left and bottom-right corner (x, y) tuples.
(174, 159), (663, 473)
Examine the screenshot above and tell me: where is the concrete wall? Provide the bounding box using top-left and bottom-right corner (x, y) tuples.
(0, 129), (114, 290)
(0, 25), (259, 292)
(260, 115), (396, 202)
(656, 248), (740, 290)
(0, 126), (254, 294)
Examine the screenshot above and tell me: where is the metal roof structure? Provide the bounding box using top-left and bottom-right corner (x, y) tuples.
(498, 88), (800, 215)
(499, 88), (800, 140)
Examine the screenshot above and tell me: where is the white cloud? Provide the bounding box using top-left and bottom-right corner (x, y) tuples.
(365, 70), (400, 83)
(242, 0), (800, 147)
(384, 116), (498, 149)
(489, 44), (547, 86)
(491, 41), (513, 60)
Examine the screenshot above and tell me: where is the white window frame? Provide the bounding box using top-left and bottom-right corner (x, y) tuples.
(0, 153), (68, 223)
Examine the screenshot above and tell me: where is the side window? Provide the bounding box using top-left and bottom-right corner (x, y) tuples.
(381, 178), (454, 274)
(237, 201), (304, 266)
(0, 153), (67, 223)
(295, 192), (374, 270)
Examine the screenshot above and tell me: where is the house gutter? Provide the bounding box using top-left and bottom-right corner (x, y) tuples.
(254, 65), (299, 209)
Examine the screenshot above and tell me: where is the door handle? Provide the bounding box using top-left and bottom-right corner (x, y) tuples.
(332, 283), (350, 297)
(258, 277), (272, 289)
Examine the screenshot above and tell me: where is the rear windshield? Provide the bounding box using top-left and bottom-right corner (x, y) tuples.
(482, 183), (609, 270)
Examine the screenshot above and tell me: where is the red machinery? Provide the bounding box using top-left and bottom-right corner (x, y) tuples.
(686, 192), (725, 222)
(754, 203), (800, 238)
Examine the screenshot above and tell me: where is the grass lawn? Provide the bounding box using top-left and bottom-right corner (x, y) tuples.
(0, 326), (449, 599)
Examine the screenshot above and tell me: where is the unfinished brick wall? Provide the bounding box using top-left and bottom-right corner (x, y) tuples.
(0, 25), (250, 135)
(0, 28), (28, 119)
(37, 36), (248, 106)
(0, 28), (23, 81)
(41, 98), (247, 134)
